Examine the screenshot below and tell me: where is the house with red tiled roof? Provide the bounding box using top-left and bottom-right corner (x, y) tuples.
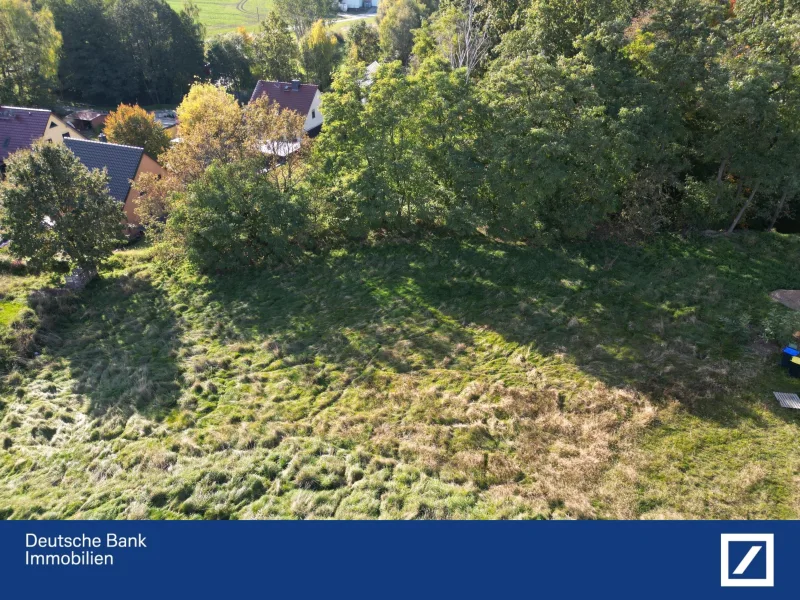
(249, 80), (323, 136)
(0, 106), (84, 170)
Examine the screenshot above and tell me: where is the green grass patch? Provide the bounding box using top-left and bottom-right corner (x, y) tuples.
(166, 0), (274, 36)
(0, 301), (26, 328)
(1, 233), (800, 519)
(330, 16), (376, 34)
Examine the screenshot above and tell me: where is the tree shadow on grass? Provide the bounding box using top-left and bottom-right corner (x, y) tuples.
(193, 233), (800, 428)
(44, 271), (184, 425)
(188, 248), (476, 379)
(399, 235), (800, 427)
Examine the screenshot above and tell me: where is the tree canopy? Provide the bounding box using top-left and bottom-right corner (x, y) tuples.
(252, 13), (300, 83)
(0, 0), (61, 105)
(104, 104), (172, 159)
(46, 0), (204, 105)
(301, 20), (339, 90)
(0, 143), (124, 271)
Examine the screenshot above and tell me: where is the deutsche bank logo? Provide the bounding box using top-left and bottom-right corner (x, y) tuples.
(720, 534), (774, 587)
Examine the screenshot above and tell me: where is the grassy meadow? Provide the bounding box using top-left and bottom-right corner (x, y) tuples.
(330, 15), (377, 34)
(1, 233), (800, 519)
(167, 0), (274, 36)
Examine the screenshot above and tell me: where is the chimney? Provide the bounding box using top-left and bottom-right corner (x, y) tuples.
(291, 79), (301, 91)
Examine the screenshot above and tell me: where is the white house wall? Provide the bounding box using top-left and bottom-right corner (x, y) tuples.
(342, 0), (379, 9)
(304, 91), (323, 132)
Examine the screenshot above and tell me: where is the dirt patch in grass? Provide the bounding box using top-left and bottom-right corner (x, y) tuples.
(771, 290), (800, 311)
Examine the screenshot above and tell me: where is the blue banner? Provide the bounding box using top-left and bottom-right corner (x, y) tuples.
(0, 521), (794, 598)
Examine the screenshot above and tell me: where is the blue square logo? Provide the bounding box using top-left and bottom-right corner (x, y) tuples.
(721, 534), (774, 587)
(727, 542), (767, 579)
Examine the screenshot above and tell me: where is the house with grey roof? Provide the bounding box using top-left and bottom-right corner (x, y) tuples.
(63, 138), (166, 225)
(0, 106), (84, 170)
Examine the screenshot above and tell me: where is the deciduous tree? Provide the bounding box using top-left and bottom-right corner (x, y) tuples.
(273, 0), (333, 39)
(301, 20), (338, 90)
(0, 143), (123, 271)
(244, 97), (308, 193)
(105, 104), (172, 159)
(165, 163), (305, 270)
(206, 29), (256, 92)
(110, 0), (205, 104)
(379, 0), (423, 64)
(347, 20), (381, 64)
(0, 0), (61, 105)
(252, 14), (300, 83)
(162, 83), (245, 184)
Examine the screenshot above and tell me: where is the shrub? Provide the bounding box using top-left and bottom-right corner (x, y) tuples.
(163, 162), (307, 270)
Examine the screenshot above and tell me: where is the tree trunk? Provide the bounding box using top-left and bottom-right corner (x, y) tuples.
(728, 181), (760, 233)
(716, 159), (727, 183)
(712, 159), (729, 205)
(768, 189), (791, 231)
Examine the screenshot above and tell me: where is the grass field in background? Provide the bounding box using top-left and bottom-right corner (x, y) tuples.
(166, 0), (274, 36)
(1, 233), (800, 520)
(165, 0), (375, 38)
(330, 15), (377, 34)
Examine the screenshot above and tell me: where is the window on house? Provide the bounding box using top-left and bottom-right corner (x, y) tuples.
(312, 110), (316, 119)
(62, 132), (70, 139)
(49, 121), (57, 128)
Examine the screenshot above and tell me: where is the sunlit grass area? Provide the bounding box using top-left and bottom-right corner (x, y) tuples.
(166, 0), (274, 36)
(1, 233), (800, 519)
(330, 15), (377, 34)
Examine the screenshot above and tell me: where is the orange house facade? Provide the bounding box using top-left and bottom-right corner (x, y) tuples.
(125, 152), (165, 224)
(63, 138), (166, 225)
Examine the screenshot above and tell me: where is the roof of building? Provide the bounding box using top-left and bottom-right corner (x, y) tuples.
(67, 110), (107, 122)
(152, 110), (178, 129)
(63, 138), (144, 202)
(249, 80), (319, 116)
(0, 106), (52, 164)
(362, 61), (381, 87)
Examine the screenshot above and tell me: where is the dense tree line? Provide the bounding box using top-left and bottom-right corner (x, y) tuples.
(48, 0), (205, 105)
(205, 0), (444, 94)
(206, 13), (340, 94)
(306, 0), (800, 242)
(0, 0), (204, 106)
(168, 0), (800, 272)
(4, 0), (800, 275)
